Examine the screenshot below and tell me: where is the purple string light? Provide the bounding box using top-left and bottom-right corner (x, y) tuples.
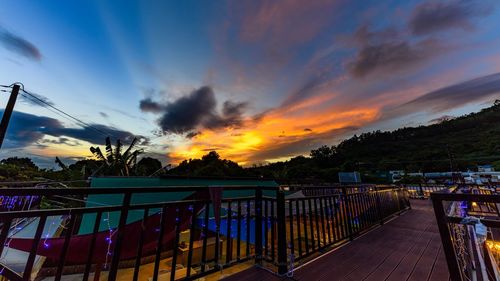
(104, 212), (114, 268)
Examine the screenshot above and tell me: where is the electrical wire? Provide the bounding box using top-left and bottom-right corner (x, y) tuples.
(1, 82), (126, 140)
(19, 90), (113, 138)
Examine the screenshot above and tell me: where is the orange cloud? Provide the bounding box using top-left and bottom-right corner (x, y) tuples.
(168, 96), (380, 165)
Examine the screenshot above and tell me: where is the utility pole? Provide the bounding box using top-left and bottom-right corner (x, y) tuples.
(0, 84), (20, 149)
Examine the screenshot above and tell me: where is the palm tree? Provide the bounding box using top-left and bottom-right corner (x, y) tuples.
(90, 137), (143, 176)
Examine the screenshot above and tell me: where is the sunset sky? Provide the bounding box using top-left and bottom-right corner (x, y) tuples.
(1, 0), (500, 168)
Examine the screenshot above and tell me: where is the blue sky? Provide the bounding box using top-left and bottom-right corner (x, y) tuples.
(1, 0), (500, 167)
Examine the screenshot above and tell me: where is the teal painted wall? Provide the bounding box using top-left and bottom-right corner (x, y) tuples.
(78, 177), (278, 234)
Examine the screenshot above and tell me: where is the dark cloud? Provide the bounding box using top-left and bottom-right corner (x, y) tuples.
(409, 0), (492, 35)
(99, 112), (109, 118)
(3, 111), (59, 148)
(204, 100), (248, 130)
(139, 98), (164, 113)
(222, 101), (248, 118)
(1, 110), (147, 149)
(386, 72), (500, 118)
(39, 137), (81, 147)
(349, 38), (441, 78)
(157, 86), (216, 134)
(185, 131), (201, 139)
(139, 86), (248, 135)
(346, 1), (494, 78)
(0, 27), (42, 61)
(48, 124), (148, 146)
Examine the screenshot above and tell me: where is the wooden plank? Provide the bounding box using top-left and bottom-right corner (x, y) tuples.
(385, 232), (437, 281)
(428, 246), (450, 281)
(340, 202), (435, 281)
(407, 235), (442, 281)
(362, 231), (434, 281)
(293, 227), (395, 279)
(341, 224), (433, 280)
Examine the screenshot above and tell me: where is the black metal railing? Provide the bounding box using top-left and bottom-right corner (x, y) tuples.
(431, 187), (500, 281)
(404, 184), (449, 198)
(0, 185), (410, 281)
(285, 187), (410, 265)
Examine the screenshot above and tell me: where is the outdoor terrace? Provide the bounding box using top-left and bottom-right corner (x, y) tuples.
(0, 185), (412, 281)
(224, 199), (448, 281)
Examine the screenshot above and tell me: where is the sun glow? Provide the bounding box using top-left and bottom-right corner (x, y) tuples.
(168, 104), (380, 165)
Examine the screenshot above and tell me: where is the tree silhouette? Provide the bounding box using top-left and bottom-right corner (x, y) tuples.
(90, 137), (143, 176)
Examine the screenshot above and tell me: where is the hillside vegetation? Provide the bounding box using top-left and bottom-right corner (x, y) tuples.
(321, 100), (500, 172)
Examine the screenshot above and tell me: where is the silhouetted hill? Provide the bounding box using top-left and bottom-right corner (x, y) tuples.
(328, 100), (500, 172)
(249, 101), (500, 181)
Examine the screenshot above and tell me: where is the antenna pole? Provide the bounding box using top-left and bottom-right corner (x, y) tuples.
(0, 84), (20, 149)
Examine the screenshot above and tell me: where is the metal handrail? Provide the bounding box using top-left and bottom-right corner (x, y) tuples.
(0, 185), (410, 281)
(431, 189), (500, 281)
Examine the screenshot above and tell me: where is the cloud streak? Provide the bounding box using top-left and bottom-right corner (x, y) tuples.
(0, 26), (42, 61)
(409, 0), (493, 35)
(386, 72), (500, 118)
(349, 39), (442, 78)
(247, 126), (359, 162)
(346, 24), (444, 78)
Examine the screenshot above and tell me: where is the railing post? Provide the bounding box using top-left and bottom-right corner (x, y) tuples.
(404, 189), (411, 210)
(108, 192), (132, 281)
(276, 188), (287, 275)
(0, 219), (12, 256)
(375, 191), (384, 225)
(255, 188), (263, 265)
(394, 189), (401, 215)
(342, 187), (354, 241)
(430, 195), (462, 281)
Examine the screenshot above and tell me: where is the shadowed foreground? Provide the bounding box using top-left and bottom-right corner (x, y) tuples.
(223, 200), (448, 281)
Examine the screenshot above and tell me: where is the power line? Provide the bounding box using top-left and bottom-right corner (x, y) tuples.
(0, 85), (14, 93)
(2, 83), (117, 139)
(2, 83), (145, 151)
(19, 89), (113, 138)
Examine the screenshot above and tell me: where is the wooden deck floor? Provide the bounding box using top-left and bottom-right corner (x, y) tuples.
(223, 199), (449, 281)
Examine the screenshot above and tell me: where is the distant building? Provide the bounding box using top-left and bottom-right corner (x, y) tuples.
(478, 165), (495, 172)
(467, 171), (500, 184)
(339, 172), (361, 184)
(389, 170), (405, 182)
